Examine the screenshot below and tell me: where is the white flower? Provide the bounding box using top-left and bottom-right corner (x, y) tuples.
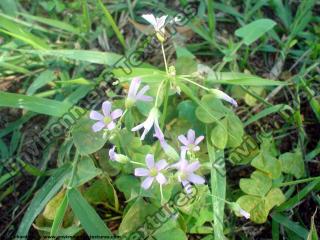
(142, 14), (168, 34)
(132, 107), (163, 140)
(239, 208), (250, 219)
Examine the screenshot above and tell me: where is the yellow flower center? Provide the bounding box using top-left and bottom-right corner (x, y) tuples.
(103, 116), (112, 125)
(149, 168), (158, 177)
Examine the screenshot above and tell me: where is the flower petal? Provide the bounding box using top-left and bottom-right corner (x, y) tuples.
(186, 161), (200, 172)
(156, 173), (167, 185)
(155, 15), (167, 31)
(155, 159), (168, 170)
(145, 154), (155, 168)
(141, 176), (154, 189)
(109, 146), (116, 161)
(102, 101), (112, 116)
(142, 14), (157, 27)
(188, 173), (205, 184)
(111, 109), (123, 119)
(132, 122), (144, 132)
(211, 89), (238, 107)
(134, 168), (150, 176)
(195, 136), (204, 145)
(187, 129), (196, 143)
(128, 77), (141, 99)
(89, 110), (104, 120)
(107, 121), (116, 130)
(178, 135), (189, 146)
(137, 95), (153, 102)
(92, 121), (105, 132)
(193, 146), (200, 152)
(136, 85), (152, 101)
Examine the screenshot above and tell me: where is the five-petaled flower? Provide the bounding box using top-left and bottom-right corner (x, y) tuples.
(172, 157), (205, 193)
(134, 154), (168, 189)
(178, 129), (204, 152)
(125, 77), (153, 108)
(132, 107), (163, 140)
(89, 101), (123, 132)
(142, 14), (167, 42)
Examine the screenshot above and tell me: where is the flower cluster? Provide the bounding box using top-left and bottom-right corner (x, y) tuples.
(134, 129), (205, 192)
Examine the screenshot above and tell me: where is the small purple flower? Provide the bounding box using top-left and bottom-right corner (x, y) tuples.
(210, 89), (238, 107)
(178, 129), (204, 152)
(109, 146), (117, 161)
(126, 77), (153, 108)
(132, 107), (163, 140)
(89, 101), (123, 132)
(108, 146), (128, 163)
(134, 154), (168, 189)
(171, 157), (205, 193)
(154, 124), (169, 151)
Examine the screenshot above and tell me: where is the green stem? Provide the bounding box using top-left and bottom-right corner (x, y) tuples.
(155, 80), (165, 107)
(160, 79), (170, 128)
(275, 176), (320, 188)
(129, 160), (145, 166)
(68, 151), (80, 188)
(161, 43), (168, 74)
(180, 77), (210, 92)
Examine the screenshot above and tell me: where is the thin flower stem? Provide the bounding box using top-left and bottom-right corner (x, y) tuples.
(68, 151), (79, 188)
(160, 184), (164, 203)
(118, 109), (128, 124)
(160, 79), (170, 128)
(181, 77), (210, 92)
(155, 80), (165, 107)
(161, 43), (169, 74)
(129, 160), (146, 166)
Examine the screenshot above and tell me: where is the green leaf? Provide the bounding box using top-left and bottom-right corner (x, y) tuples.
(211, 120), (228, 149)
(20, 12), (80, 34)
(251, 149), (281, 179)
(17, 164), (71, 237)
(235, 19), (277, 45)
(279, 149), (305, 179)
(207, 138), (226, 240)
(0, 91), (72, 117)
(71, 156), (102, 187)
(98, 0), (126, 49)
(244, 104), (292, 127)
(240, 171), (272, 197)
(0, 14), (49, 49)
(50, 193), (68, 237)
(19, 49), (123, 65)
(154, 228), (187, 240)
(195, 94), (229, 124)
(225, 112), (244, 148)
(83, 178), (117, 206)
(43, 190), (66, 220)
(206, 72), (286, 86)
(175, 46), (197, 75)
(118, 198), (157, 236)
(27, 70), (56, 96)
(307, 210), (319, 240)
(272, 212), (309, 239)
(113, 67), (166, 84)
(71, 117), (108, 155)
(237, 187), (285, 224)
(115, 174), (141, 200)
(68, 188), (113, 237)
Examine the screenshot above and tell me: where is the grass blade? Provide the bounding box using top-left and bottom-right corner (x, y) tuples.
(98, 0), (126, 49)
(16, 164), (71, 237)
(0, 91), (73, 117)
(68, 188), (113, 237)
(207, 133), (226, 240)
